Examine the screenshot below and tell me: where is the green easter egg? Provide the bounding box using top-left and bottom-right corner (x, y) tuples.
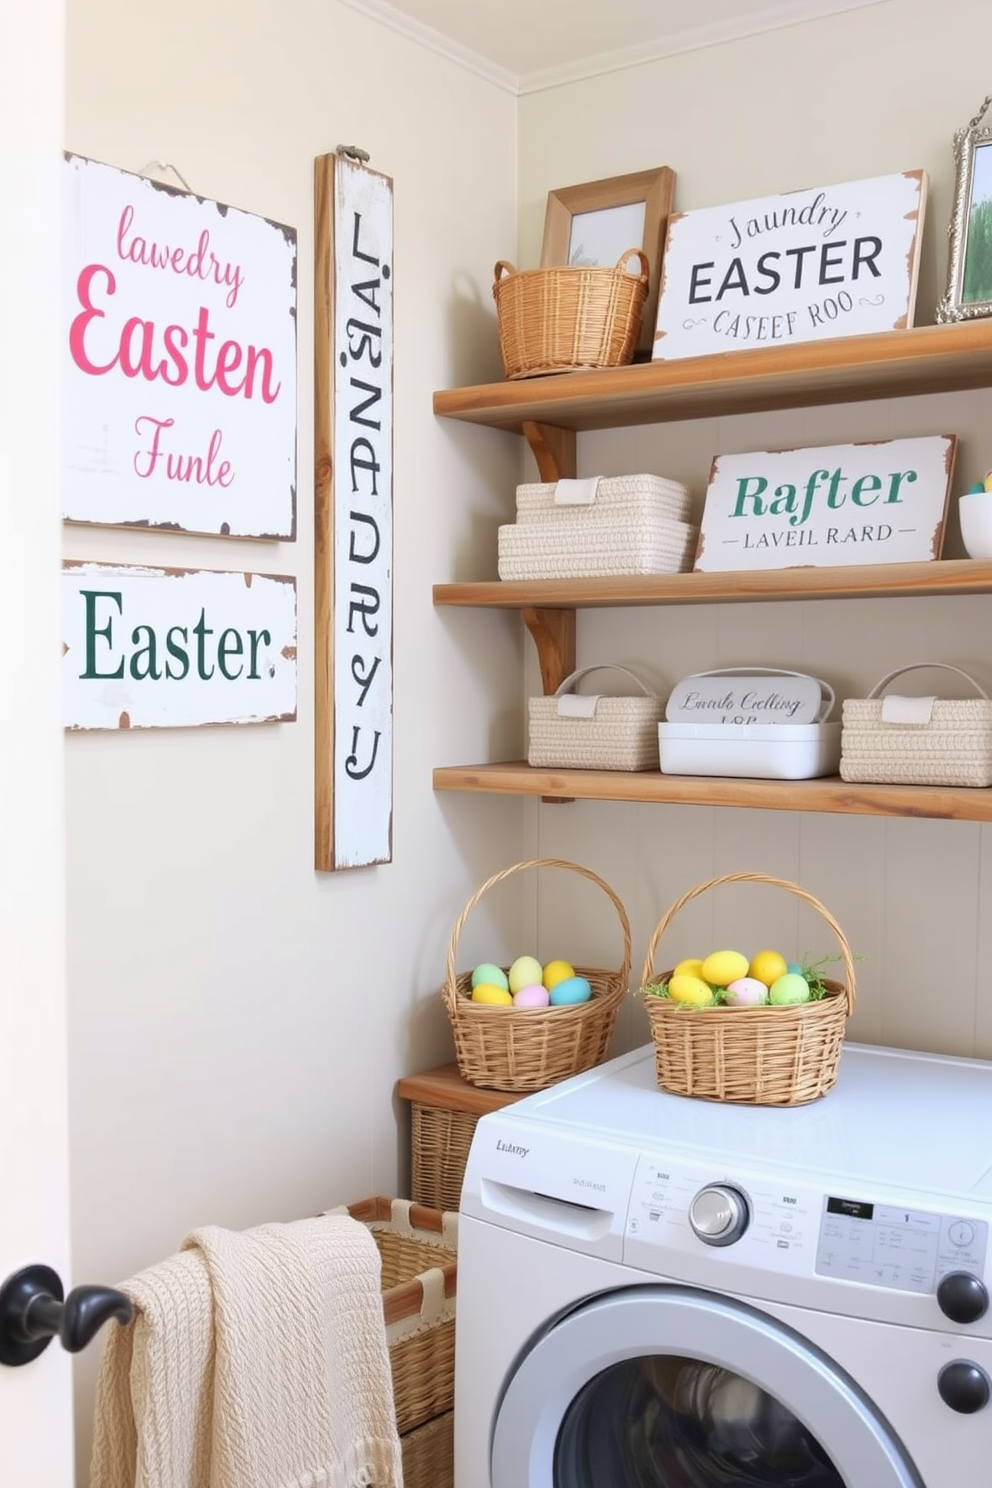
(472, 962), (509, 991)
(769, 972), (811, 1005)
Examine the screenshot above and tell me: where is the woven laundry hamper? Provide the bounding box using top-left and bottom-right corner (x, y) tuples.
(324, 1197), (457, 1437)
(493, 251), (649, 378)
(840, 663), (992, 787)
(529, 664), (665, 771)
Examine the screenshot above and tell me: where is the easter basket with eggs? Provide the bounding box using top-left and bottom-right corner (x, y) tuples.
(441, 858), (631, 1092)
(638, 872), (855, 1107)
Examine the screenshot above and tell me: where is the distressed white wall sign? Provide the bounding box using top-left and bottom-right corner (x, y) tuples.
(654, 170), (927, 360)
(63, 562), (297, 729)
(63, 154), (297, 538)
(694, 435), (957, 572)
(313, 152), (393, 871)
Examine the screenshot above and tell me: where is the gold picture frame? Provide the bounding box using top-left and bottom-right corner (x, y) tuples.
(936, 94), (992, 323)
(540, 166), (676, 359)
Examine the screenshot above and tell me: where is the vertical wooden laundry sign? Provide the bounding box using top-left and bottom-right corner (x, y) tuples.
(314, 150), (394, 871)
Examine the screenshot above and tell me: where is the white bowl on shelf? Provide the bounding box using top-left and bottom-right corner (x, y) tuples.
(958, 491), (992, 559)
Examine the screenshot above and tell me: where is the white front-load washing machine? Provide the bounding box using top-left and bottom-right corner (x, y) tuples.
(455, 1041), (992, 1487)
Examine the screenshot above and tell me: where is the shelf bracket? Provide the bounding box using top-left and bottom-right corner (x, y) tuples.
(521, 606), (575, 695)
(521, 421), (576, 482)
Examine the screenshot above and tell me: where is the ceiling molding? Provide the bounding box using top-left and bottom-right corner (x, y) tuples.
(518, 0), (893, 93)
(335, 0), (519, 93)
(337, 0), (892, 96)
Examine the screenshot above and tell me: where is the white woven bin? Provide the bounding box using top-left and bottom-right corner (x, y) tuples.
(840, 663), (992, 787)
(515, 473), (692, 524)
(528, 664), (664, 771)
(499, 514), (697, 580)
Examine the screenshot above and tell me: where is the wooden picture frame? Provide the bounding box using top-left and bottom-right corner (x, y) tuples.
(540, 166), (675, 359)
(937, 94), (992, 323)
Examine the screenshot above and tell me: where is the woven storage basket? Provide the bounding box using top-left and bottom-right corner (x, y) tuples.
(529, 664), (664, 771)
(840, 663), (992, 787)
(442, 857), (631, 1092)
(493, 251), (649, 379)
(515, 474), (692, 525)
(498, 513), (697, 580)
(401, 1409), (453, 1488)
(639, 872), (855, 1107)
(328, 1197), (457, 1436)
(409, 1102), (480, 1213)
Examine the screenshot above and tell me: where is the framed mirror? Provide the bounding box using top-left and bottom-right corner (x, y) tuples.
(936, 95), (992, 322)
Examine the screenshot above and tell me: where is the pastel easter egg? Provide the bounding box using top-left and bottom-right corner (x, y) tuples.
(700, 949), (750, 987)
(509, 955), (544, 994)
(471, 983), (513, 1006)
(769, 973), (811, 1005)
(513, 983), (551, 1009)
(667, 974), (716, 1008)
(723, 977), (769, 1007)
(673, 957), (705, 979)
(471, 962), (509, 991)
(549, 975), (592, 1006)
(984, 471), (992, 492)
(968, 479), (989, 494)
(542, 959), (575, 991)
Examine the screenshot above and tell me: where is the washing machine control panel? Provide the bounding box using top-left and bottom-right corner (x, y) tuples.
(814, 1195), (989, 1297)
(626, 1154), (990, 1316)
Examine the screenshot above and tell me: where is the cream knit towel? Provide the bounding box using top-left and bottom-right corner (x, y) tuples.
(182, 1216), (403, 1488)
(90, 1216), (403, 1488)
(90, 1249), (215, 1488)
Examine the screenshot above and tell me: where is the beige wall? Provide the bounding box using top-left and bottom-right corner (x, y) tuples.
(517, 0), (992, 1065)
(65, 0), (992, 1477)
(63, 0), (521, 1474)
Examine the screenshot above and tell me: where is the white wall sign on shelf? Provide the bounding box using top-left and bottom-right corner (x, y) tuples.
(63, 561), (297, 729)
(693, 435), (957, 573)
(63, 153), (297, 539)
(313, 149), (394, 872)
(654, 170), (927, 361)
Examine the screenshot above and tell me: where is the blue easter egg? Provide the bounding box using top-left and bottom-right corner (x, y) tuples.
(549, 975), (592, 1006)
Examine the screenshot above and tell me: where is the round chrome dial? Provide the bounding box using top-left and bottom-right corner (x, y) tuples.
(688, 1184), (749, 1247)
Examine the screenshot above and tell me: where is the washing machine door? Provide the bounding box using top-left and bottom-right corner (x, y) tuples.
(491, 1285), (923, 1488)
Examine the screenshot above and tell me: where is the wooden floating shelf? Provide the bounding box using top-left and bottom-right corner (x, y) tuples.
(433, 762), (992, 822)
(434, 558), (992, 610)
(433, 319), (992, 433)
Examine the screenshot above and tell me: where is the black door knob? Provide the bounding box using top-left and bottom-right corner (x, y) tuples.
(937, 1360), (991, 1414)
(936, 1271), (989, 1324)
(0, 1264), (132, 1367)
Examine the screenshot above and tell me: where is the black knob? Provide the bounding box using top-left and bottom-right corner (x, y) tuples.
(0, 1264), (132, 1367)
(938, 1360), (991, 1414)
(937, 1271), (989, 1324)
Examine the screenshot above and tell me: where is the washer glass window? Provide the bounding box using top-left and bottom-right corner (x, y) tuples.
(555, 1354), (842, 1486)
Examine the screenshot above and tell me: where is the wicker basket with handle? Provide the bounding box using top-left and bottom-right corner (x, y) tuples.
(442, 857), (631, 1092)
(493, 251), (649, 379)
(840, 662), (992, 787)
(639, 872), (855, 1107)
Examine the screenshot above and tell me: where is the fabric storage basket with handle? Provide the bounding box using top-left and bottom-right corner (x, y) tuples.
(493, 251), (649, 379)
(840, 663), (992, 787)
(638, 872), (855, 1107)
(441, 857), (631, 1092)
(528, 664), (665, 771)
(322, 1197), (457, 1439)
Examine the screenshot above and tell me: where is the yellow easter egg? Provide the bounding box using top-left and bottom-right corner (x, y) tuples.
(748, 949), (789, 987)
(471, 983), (513, 1006)
(673, 957), (705, 979)
(985, 470), (992, 493)
(700, 950), (750, 987)
(667, 974), (716, 1007)
(542, 959), (576, 990)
